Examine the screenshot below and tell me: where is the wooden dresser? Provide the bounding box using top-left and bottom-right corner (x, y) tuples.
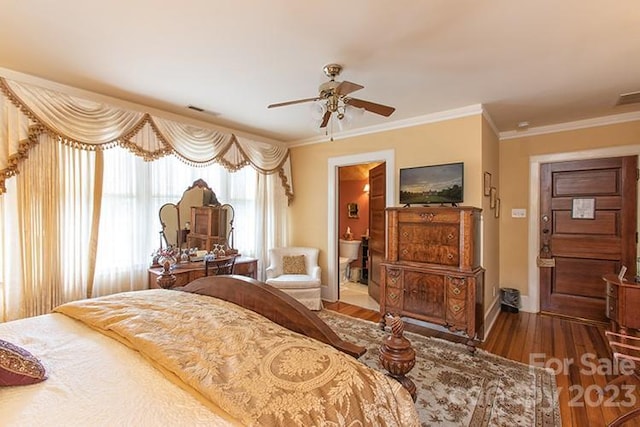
(380, 206), (484, 349)
(148, 256), (258, 289)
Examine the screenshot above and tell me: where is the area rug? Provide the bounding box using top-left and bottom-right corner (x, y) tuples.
(318, 310), (561, 427)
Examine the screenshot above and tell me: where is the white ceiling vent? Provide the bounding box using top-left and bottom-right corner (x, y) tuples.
(616, 91), (640, 106)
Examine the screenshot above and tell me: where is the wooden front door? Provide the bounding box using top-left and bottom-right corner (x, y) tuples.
(368, 162), (386, 302)
(539, 156), (637, 322)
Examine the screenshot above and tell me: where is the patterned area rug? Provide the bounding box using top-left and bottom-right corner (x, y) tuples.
(318, 310), (561, 427)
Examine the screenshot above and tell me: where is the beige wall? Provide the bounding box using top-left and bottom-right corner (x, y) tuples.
(289, 115), (488, 301)
(481, 116), (500, 312)
(289, 113), (640, 316)
(499, 120), (640, 299)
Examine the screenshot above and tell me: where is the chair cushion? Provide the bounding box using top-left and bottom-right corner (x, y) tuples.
(266, 275), (320, 289)
(0, 339), (47, 386)
(282, 255), (306, 274)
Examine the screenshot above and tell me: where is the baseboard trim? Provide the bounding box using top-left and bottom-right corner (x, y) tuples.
(483, 296), (501, 340)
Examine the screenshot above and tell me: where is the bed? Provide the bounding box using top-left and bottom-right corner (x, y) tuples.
(0, 275), (419, 426)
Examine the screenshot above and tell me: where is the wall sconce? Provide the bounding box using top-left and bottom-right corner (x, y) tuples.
(363, 183), (370, 193)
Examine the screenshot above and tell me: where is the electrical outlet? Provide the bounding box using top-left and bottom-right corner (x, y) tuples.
(511, 208), (527, 218)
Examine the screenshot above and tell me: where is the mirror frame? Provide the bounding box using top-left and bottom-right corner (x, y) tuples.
(158, 179), (235, 252)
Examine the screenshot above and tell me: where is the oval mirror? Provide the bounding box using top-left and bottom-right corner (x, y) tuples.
(159, 203), (179, 247)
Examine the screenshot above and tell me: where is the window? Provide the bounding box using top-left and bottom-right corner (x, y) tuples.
(93, 147), (257, 294)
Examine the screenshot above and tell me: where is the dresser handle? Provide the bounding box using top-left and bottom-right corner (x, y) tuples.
(402, 248), (408, 255)
(402, 231), (409, 237)
(447, 253), (454, 260)
(447, 233), (455, 240)
(452, 287), (461, 295)
(452, 304), (461, 312)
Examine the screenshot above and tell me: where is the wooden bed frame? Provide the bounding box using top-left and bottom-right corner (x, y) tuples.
(174, 274), (417, 399)
(176, 275), (366, 358)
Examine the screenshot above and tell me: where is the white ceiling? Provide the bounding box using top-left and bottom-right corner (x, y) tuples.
(1, 1), (639, 144)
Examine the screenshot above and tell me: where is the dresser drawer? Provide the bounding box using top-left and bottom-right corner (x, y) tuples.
(397, 209), (460, 225)
(446, 276), (468, 298)
(399, 243), (459, 266)
(606, 296), (618, 322)
(446, 297), (467, 327)
(383, 266), (403, 310)
(173, 272), (191, 287)
(606, 281), (618, 298)
(399, 224), (459, 246)
(189, 269), (206, 281)
(384, 267), (403, 289)
(445, 276), (468, 327)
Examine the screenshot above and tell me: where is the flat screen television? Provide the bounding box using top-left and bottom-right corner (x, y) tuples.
(399, 162), (464, 206)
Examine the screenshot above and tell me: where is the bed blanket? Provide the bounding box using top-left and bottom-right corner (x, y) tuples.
(55, 289), (419, 426)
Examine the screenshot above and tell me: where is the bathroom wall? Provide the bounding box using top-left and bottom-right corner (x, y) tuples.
(338, 177), (369, 240)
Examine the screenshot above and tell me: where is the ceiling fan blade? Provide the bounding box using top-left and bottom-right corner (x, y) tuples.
(320, 110), (332, 128)
(335, 81), (364, 96)
(345, 98), (396, 117)
(267, 96), (320, 109)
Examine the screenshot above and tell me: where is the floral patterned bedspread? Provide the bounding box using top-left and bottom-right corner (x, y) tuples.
(55, 289), (419, 426)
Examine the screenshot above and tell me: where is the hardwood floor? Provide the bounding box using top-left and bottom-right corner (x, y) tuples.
(324, 301), (640, 427)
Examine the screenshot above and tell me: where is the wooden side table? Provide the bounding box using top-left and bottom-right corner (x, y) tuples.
(603, 274), (640, 333)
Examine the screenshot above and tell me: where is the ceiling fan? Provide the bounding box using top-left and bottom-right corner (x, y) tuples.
(267, 64), (396, 128)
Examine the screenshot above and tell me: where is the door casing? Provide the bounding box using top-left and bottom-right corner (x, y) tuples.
(325, 150), (395, 302)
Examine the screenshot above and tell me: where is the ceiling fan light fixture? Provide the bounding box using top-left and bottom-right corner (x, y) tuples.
(309, 100), (326, 121)
(268, 63), (395, 140)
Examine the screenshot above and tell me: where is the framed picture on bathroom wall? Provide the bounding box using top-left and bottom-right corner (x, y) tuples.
(347, 202), (359, 218)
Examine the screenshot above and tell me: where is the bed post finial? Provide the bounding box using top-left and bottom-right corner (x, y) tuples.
(156, 261), (177, 289)
(378, 314), (417, 401)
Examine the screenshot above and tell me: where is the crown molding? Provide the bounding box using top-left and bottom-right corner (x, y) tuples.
(0, 66), (286, 147)
(481, 107), (500, 137)
(290, 104), (484, 147)
(499, 111), (640, 141)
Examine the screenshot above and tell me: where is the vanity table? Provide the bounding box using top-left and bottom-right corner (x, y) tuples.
(148, 256), (258, 289)
(152, 179), (253, 289)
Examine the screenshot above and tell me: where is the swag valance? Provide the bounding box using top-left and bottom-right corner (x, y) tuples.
(0, 77), (293, 200)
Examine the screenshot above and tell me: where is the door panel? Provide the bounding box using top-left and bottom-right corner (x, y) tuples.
(554, 258), (616, 298)
(540, 156), (637, 322)
(368, 163), (386, 302)
(553, 211), (617, 235)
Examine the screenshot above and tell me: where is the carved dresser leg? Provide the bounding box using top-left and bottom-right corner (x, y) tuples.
(378, 314), (417, 401)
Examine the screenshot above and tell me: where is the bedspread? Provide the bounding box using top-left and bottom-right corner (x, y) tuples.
(55, 289), (419, 426)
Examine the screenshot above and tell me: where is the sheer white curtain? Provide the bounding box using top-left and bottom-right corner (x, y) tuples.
(254, 172), (289, 280)
(91, 147), (268, 296)
(0, 75), (293, 321)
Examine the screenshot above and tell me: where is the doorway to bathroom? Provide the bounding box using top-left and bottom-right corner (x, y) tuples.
(326, 149), (394, 309)
(337, 162), (381, 311)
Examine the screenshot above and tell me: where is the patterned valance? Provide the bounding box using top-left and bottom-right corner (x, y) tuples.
(0, 77), (293, 200)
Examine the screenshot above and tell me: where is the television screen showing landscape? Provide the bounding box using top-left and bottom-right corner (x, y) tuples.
(399, 162), (463, 205)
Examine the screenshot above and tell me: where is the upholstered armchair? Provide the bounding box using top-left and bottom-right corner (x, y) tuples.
(265, 247), (322, 310)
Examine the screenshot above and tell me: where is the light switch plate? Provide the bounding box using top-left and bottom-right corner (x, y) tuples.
(511, 208), (527, 218)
